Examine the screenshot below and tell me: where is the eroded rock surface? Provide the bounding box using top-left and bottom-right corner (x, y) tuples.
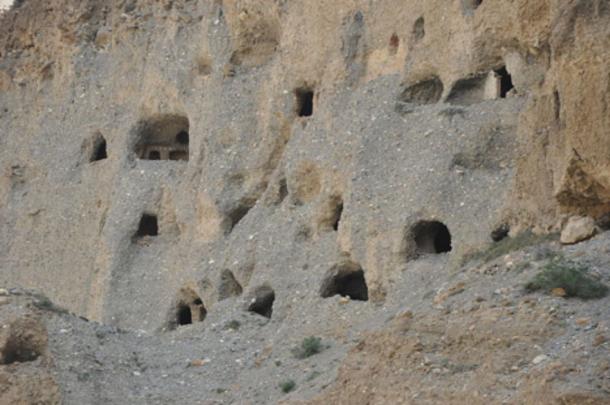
(0, 0), (609, 403)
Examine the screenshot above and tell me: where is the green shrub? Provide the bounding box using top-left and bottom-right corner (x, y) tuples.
(525, 259), (608, 299)
(306, 371), (321, 381)
(279, 379), (296, 393)
(463, 231), (558, 265)
(225, 320), (240, 331)
(292, 336), (323, 359)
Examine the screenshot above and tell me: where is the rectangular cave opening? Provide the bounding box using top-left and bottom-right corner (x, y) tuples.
(296, 88), (314, 117)
(495, 66), (514, 98)
(134, 114), (190, 161)
(135, 213), (159, 238)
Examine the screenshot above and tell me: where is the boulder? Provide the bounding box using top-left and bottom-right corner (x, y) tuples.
(560, 216), (596, 245)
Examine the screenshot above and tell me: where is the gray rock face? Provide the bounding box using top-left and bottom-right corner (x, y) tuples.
(0, 0), (524, 332)
(1, 0), (610, 403)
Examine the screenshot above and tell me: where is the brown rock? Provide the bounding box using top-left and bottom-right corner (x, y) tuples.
(190, 358), (211, 367)
(560, 216), (597, 245)
(593, 334), (607, 347)
(433, 282), (466, 305)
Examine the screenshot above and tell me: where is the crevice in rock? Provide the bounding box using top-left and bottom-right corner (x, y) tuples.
(554, 89), (561, 121)
(491, 224), (510, 242)
(278, 177), (288, 204)
(389, 33), (399, 54)
(226, 197), (257, 233)
(218, 269), (243, 301)
(397, 76), (443, 106)
(462, 0), (483, 14)
(318, 195), (344, 232)
(412, 17), (425, 42)
(332, 200), (343, 231)
(446, 73), (489, 105)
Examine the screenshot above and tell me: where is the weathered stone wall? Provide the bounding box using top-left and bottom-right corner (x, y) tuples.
(0, 0), (608, 333)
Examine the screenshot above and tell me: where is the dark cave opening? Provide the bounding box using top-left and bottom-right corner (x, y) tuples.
(136, 214), (158, 237)
(177, 304), (192, 326)
(296, 88), (314, 117)
(248, 286), (275, 318)
(495, 66), (514, 98)
(91, 136), (107, 162)
(412, 220), (452, 254)
(320, 262), (369, 301)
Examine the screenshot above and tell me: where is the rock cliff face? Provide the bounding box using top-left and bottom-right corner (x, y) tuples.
(0, 1), (609, 404)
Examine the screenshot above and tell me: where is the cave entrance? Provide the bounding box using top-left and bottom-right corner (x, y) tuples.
(134, 114), (190, 161)
(248, 285), (275, 318)
(320, 261), (368, 301)
(332, 200), (343, 231)
(495, 66), (513, 98)
(91, 136), (107, 162)
(397, 76), (444, 105)
(177, 304), (192, 325)
(82, 132), (108, 164)
(412, 220), (452, 254)
(296, 88), (314, 117)
(135, 214), (158, 238)
(170, 290), (206, 329)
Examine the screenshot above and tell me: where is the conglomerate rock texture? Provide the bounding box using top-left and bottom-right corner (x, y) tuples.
(0, 0), (609, 404)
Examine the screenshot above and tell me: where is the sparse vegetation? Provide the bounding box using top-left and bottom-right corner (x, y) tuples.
(525, 258), (608, 299)
(279, 379), (296, 393)
(306, 371), (321, 381)
(31, 292), (69, 315)
(225, 320), (240, 331)
(512, 261), (531, 273)
(463, 231), (558, 265)
(292, 336), (323, 359)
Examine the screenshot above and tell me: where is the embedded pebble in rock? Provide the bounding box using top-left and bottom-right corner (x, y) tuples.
(532, 355), (550, 365)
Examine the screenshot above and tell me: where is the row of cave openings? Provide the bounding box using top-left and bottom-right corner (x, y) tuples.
(398, 65), (514, 107)
(85, 88), (316, 165)
(85, 63), (507, 165)
(167, 219), (455, 329)
(107, 89), (317, 240)
(86, 115), (191, 164)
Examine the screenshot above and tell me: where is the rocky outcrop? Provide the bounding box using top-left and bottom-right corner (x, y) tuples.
(0, 0), (609, 403)
(561, 216), (597, 245)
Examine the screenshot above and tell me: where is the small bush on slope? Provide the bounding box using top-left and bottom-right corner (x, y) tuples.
(464, 231), (558, 265)
(279, 379), (296, 393)
(292, 336), (323, 359)
(525, 258), (608, 299)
